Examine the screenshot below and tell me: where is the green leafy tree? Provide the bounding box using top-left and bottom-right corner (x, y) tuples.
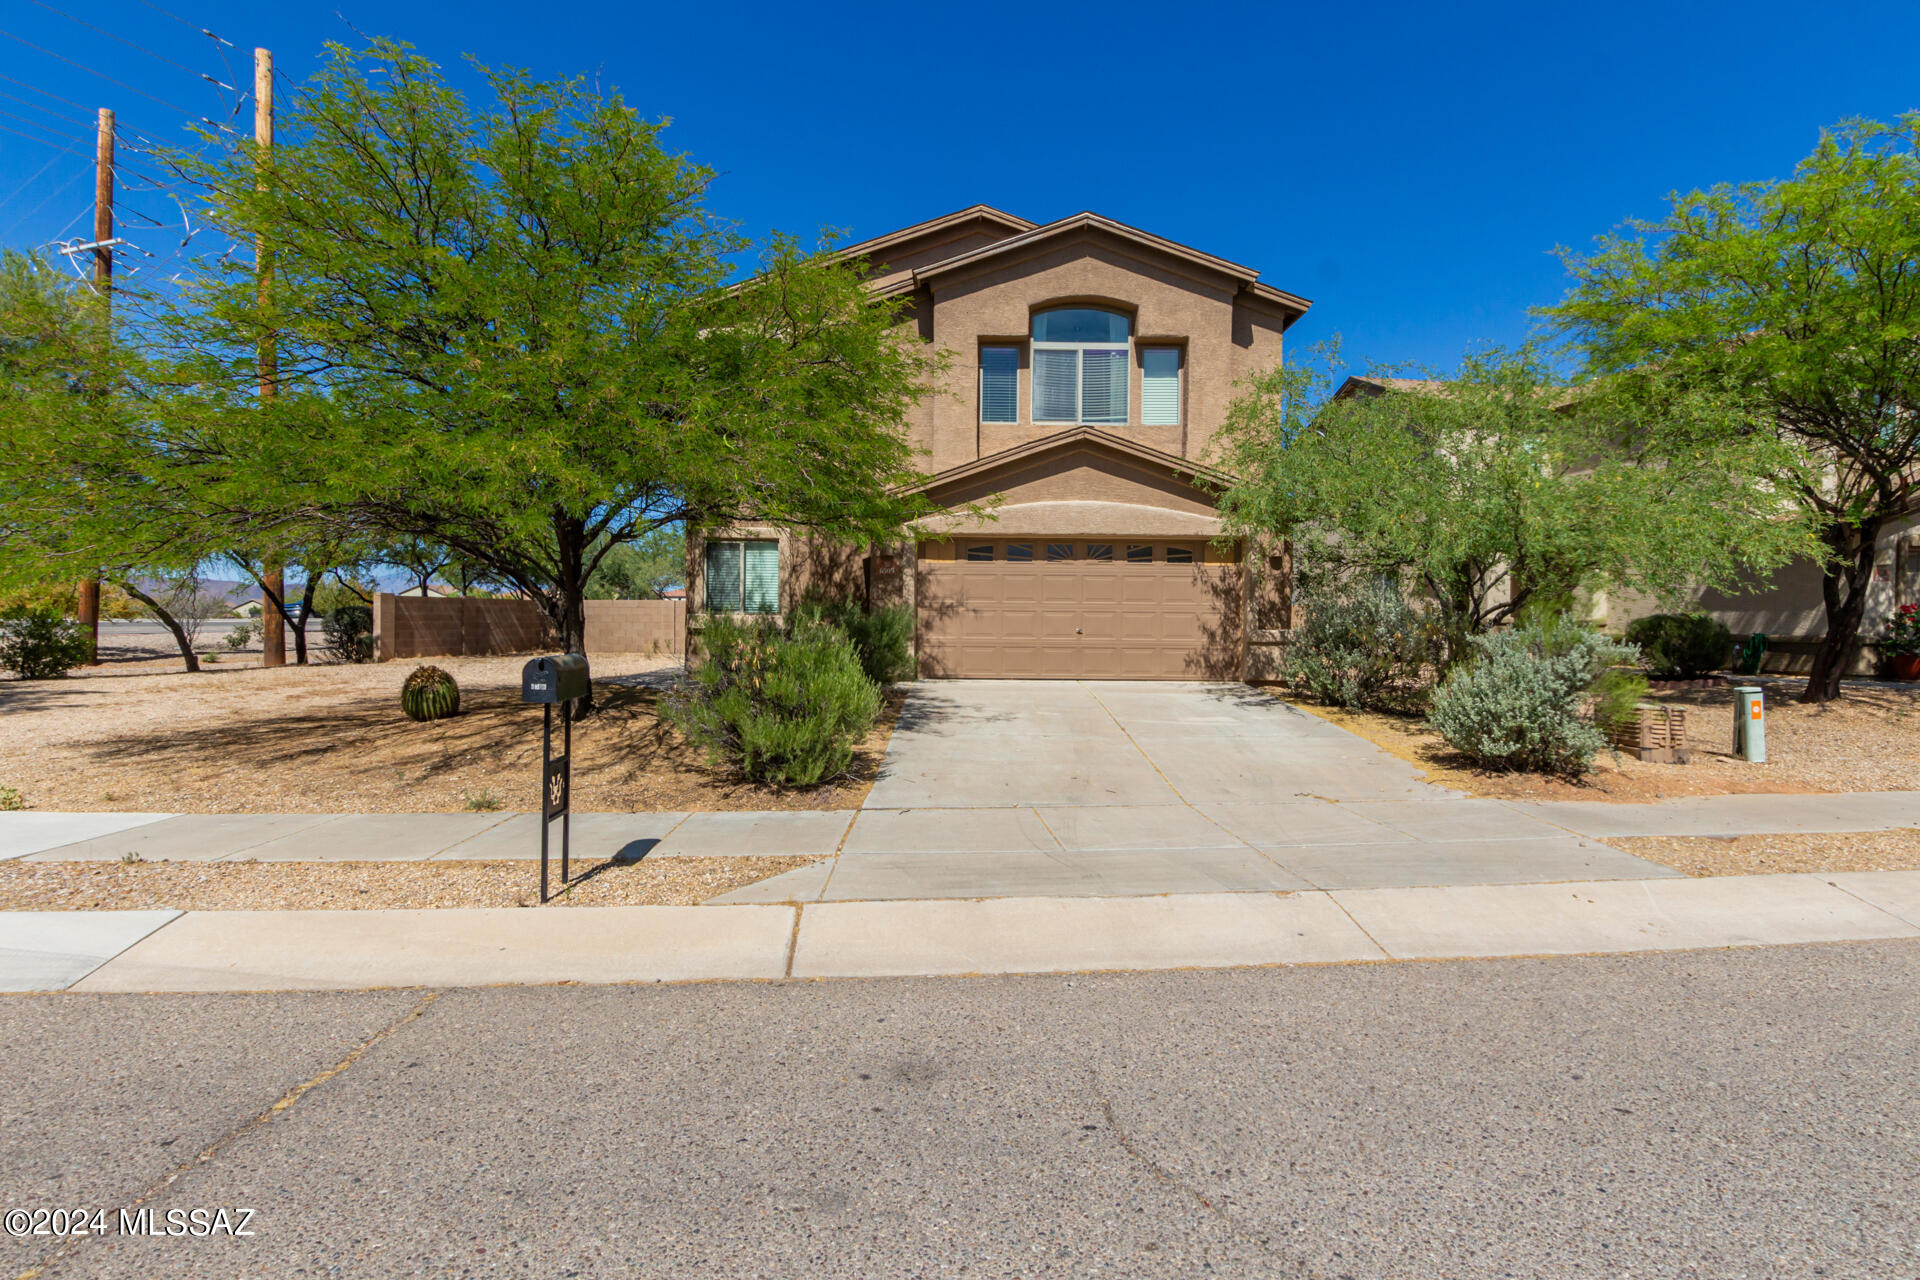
(1213, 345), (1812, 665)
(376, 536), (454, 597)
(585, 526), (684, 599)
(160, 43), (939, 676)
(0, 251), (224, 672)
(1546, 114), (1920, 702)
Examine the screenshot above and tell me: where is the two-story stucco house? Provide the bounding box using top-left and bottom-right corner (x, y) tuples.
(688, 205), (1311, 680)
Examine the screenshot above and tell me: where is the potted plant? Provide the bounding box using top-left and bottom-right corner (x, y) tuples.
(1882, 603), (1920, 681)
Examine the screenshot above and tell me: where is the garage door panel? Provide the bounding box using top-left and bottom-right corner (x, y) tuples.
(918, 543), (1241, 679)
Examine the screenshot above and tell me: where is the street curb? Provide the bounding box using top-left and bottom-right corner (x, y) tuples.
(2, 870), (1915, 993)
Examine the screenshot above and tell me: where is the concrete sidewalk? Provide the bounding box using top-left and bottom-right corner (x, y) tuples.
(8, 791), (1913, 868)
(1513, 791), (1920, 837)
(6, 870), (1916, 993)
(6, 791), (1914, 904)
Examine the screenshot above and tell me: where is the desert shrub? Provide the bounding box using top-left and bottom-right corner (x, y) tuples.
(0, 611), (93, 679)
(1624, 613), (1732, 680)
(667, 614), (881, 787)
(1281, 577), (1440, 712)
(1428, 616), (1642, 776)
(0, 786), (25, 810)
(400, 665), (461, 721)
(323, 605), (375, 663)
(793, 595), (916, 685)
(223, 621), (258, 651)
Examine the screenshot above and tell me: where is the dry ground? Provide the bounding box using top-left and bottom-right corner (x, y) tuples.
(1613, 831), (1920, 878)
(1283, 676), (1920, 803)
(0, 650), (902, 814)
(0, 854), (823, 910)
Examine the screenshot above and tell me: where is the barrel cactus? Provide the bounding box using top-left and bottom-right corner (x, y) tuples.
(400, 665), (460, 722)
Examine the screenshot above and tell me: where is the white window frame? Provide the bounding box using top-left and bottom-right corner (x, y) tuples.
(1030, 309), (1132, 426)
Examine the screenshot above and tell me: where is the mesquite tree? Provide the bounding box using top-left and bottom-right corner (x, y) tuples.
(1213, 345), (1811, 668)
(162, 42), (938, 664)
(1548, 114), (1920, 701)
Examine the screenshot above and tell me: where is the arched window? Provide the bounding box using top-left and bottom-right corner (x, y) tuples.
(1031, 308), (1130, 425)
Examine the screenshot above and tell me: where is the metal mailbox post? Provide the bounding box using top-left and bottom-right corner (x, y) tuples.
(521, 653), (591, 903)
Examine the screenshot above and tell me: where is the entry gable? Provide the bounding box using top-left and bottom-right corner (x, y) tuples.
(913, 428), (1233, 538)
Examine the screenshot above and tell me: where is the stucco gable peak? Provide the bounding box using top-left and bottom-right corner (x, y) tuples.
(897, 211), (1312, 320)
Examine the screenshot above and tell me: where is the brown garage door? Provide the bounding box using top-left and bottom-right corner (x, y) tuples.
(916, 540), (1242, 679)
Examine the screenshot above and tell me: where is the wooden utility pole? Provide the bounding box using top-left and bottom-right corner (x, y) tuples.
(255, 48), (286, 668)
(76, 107), (114, 663)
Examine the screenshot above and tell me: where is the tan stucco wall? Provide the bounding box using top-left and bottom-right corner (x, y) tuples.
(902, 227), (1290, 475)
(1597, 514), (1920, 640)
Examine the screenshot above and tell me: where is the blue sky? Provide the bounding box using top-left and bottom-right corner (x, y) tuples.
(3, 0), (1917, 378)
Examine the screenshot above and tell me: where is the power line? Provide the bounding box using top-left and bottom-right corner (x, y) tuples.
(0, 107), (91, 148)
(0, 120), (90, 161)
(132, 0), (234, 47)
(25, 0), (236, 90)
(0, 26), (198, 116)
(0, 87), (90, 127)
(0, 163), (89, 241)
(0, 71), (92, 116)
(0, 149), (66, 214)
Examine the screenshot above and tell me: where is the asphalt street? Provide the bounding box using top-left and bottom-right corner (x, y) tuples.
(4, 941), (1918, 1279)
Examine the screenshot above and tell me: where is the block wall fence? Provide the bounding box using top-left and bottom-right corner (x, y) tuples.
(372, 593), (685, 661)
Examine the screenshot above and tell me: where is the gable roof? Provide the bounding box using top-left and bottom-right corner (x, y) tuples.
(1333, 375), (1445, 400)
(870, 210), (1312, 327)
(912, 425), (1237, 495)
(834, 204), (1037, 264)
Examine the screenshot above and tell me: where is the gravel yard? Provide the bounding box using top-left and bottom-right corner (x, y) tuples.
(1286, 675), (1920, 802)
(0, 653), (901, 814)
(0, 855), (822, 910)
(1617, 830), (1920, 877)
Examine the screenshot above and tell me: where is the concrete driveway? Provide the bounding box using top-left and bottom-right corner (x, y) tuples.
(722, 681), (1675, 903)
(867, 680), (1434, 808)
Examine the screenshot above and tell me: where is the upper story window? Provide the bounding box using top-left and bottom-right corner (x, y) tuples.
(1140, 347), (1181, 426)
(1032, 308), (1130, 425)
(980, 346), (1020, 424)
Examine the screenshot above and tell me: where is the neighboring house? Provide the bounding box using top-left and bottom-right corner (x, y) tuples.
(1336, 374), (1920, 672)
(689, 206), (1310, 679)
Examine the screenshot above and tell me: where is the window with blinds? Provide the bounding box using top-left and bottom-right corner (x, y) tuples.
(980, 347), (1019, 423)
(704, 539), (779, 614)
(742, 541), (778, 613)
(704, 540), (741, 612)
(1031, 307), (1132, 424)
(1032, 349), (1079, 422)
(1141, 348), (1181, 425)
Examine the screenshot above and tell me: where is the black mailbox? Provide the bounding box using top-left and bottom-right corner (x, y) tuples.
(521, 653), (591, 704)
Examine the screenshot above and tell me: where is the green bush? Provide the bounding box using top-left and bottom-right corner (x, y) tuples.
(1624, 613), (1732, 680)
(1281, 577), (1440, 713)
(0, 611), (93, 679)
(323, 604), (375, 663)
(667, 613), (881, 787)
(793, 595), (916, 685)
(1428, 616), (1642, 776)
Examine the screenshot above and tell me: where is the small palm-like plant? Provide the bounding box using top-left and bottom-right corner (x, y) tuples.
(400, 665), (461, 722)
